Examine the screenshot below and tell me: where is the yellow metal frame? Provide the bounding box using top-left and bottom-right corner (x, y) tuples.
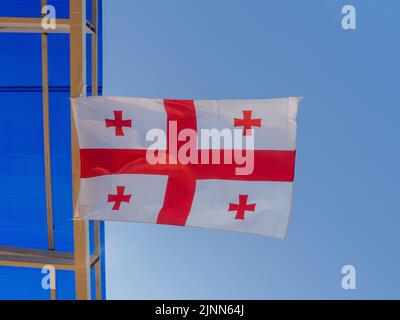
(0, 0), (101, 300)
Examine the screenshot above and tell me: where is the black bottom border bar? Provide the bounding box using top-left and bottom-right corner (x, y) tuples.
(1, 300), (399, 318)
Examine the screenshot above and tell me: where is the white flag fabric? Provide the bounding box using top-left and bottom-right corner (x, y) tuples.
(72, 96), (300, 238)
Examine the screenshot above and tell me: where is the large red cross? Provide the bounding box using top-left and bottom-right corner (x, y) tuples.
(228, 194), (256, 220)
(105, 110), (132, 136)
(234, 110), (261, 136)
(107, 186), (132, 210)
(81, 100), (295, 226)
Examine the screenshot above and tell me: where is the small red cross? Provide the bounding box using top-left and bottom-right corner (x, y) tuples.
(234, 110), (261, 136)
(107, 186), (132, 210)
(105, 110), (132, 136)
(228, 194), (256, 220)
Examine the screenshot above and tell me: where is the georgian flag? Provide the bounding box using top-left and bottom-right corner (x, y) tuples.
(72, 97), (300, 238)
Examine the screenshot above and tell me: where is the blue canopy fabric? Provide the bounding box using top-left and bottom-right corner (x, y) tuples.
(0, 0), (104, 299)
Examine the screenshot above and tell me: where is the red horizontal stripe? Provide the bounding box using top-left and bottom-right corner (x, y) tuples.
(80, 148), (296, 182)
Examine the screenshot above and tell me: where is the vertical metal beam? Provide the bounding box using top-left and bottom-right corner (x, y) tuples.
(91, 0), (99, 97)
(91, 0), (102, 301)
(70, 0), (91, 300)
(93, 223), (102, 299)
(50, 269), (56, 300)
(41, 0), (55, 251)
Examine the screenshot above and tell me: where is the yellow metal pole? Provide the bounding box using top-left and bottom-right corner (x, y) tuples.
(50, 269), (56, 300)
(41, 0), (55, 251)
(91, 0), (102, 301)
(70, 0), (91, 300)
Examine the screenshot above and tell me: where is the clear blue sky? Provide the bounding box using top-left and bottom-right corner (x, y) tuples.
(103, 0), (400, 299)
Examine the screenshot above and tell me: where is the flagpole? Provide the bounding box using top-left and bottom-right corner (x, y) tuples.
(91, 0), (103, 301)
(70, 0), (91, 300)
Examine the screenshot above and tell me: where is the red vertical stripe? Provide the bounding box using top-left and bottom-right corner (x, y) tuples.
(156, 100), (197, 226)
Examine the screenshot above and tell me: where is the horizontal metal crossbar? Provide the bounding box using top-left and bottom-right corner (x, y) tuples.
(0, 17), (95, 34)
(0, 246), (99, 271)
(0, 85), (102, 92)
